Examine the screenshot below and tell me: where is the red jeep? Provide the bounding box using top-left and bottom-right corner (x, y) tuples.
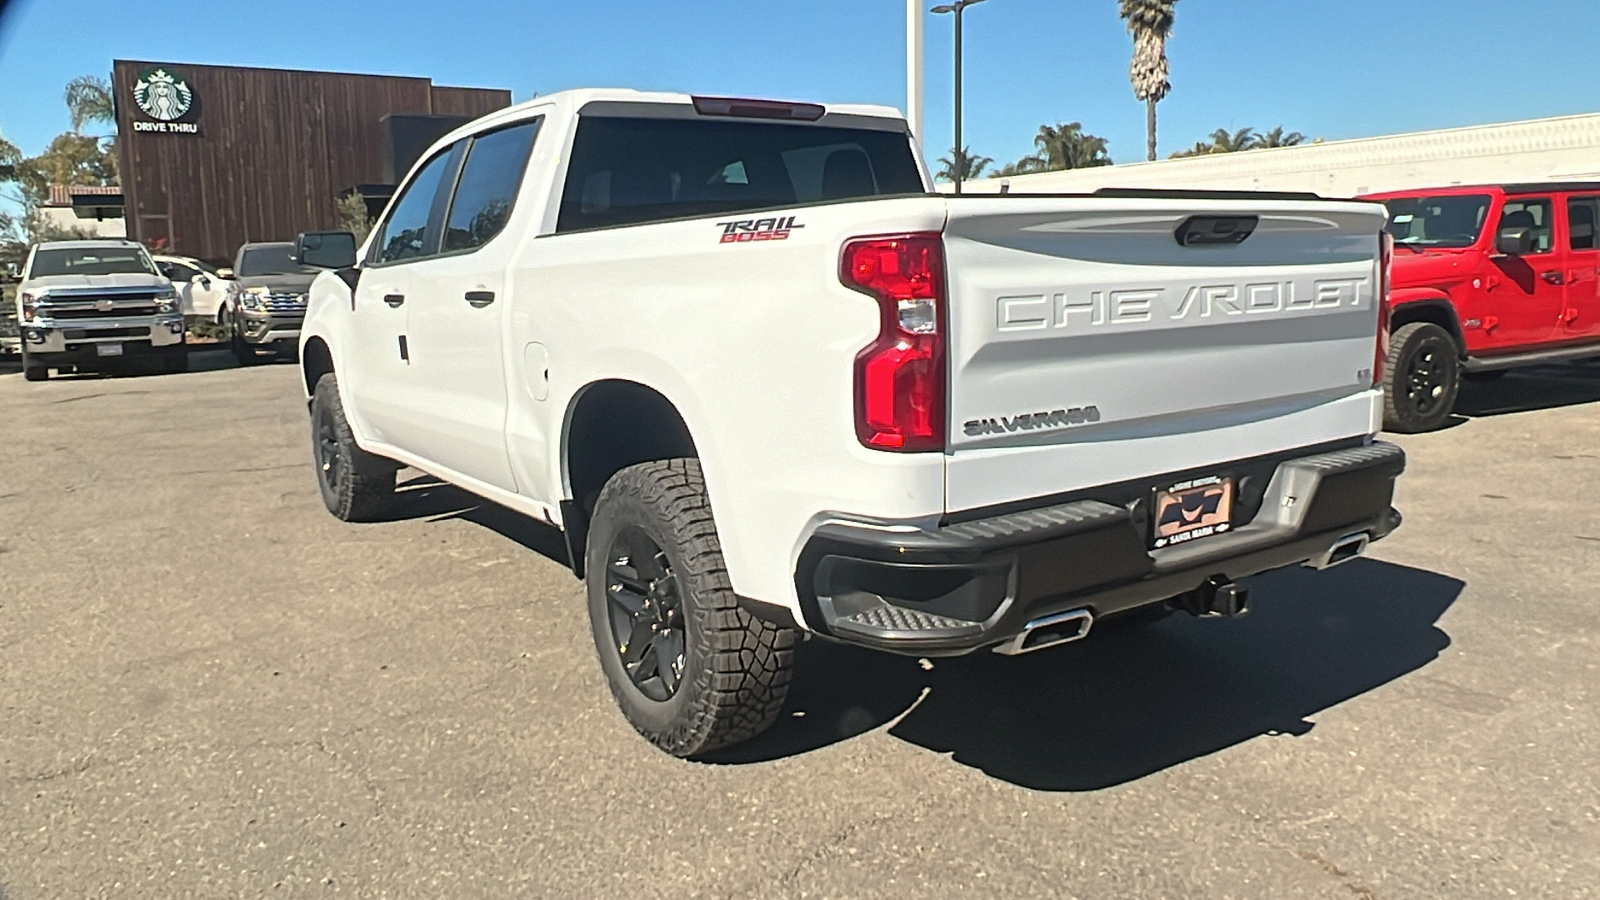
(1361, 183), (1600, 432)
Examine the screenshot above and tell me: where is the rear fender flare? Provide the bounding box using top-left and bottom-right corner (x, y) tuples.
(1388, 291), (1465, 356)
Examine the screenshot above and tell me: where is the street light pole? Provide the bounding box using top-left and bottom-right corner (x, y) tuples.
(932, 0), (986, 195)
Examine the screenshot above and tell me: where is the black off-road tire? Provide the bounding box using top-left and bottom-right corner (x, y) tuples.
(309, 373), (397, 522)
(1383, 322), (1462, 433)
(158, 344), (189, 375)
(585, 459), (795, 758)
(20, 345), (48, 382)
(226, 310), (260, 366)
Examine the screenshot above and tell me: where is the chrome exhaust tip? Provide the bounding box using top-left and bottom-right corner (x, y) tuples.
(993, 608), (1094, 656)
(1310, 533), (1371, 570)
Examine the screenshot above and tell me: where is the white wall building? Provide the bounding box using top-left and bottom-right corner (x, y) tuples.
(955, 112), (1600, 198)
(36, 184), (126, 239)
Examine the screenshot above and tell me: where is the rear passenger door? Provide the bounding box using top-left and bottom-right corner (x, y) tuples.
(395, 118), (542, 494)
(1562, 195), (1600, 339)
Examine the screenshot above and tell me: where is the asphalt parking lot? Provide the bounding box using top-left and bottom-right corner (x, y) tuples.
(2, 353), (1598, 899)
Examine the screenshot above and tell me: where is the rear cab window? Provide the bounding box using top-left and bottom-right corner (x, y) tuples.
(555, 112), (925, 233)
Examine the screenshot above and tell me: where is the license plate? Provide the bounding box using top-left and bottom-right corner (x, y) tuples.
(96, 343), (123, 357)
(1152, 476), (1234, 549)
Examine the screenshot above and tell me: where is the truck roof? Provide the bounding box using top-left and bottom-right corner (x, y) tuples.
(1362, 182), (1600, 199)
(424, 88), (907, 159)
(34, 239), (144, 251)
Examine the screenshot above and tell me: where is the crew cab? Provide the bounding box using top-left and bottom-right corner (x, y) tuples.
(296, 89), (1405, 757)
(13, 239), (187, 381)
(1362, 183), (1600, 431)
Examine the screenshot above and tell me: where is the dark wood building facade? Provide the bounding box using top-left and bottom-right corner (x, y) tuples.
(113, 60), (510, 263)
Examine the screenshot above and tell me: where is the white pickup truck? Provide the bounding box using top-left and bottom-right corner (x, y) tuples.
(295, 89), (1405, 758)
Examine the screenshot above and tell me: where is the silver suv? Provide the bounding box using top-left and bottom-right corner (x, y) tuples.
(14, 240), (187, 381)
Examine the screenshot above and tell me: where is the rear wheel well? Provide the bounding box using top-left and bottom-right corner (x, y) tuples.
(301, 338), (334, 400)
(1390, 300), (1465, 356)
(562, 381), (698, 576)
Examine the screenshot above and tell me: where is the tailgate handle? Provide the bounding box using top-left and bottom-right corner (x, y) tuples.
(1175, 215), (1259, 247)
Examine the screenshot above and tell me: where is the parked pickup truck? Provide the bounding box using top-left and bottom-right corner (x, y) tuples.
(295, 89), (1405, 758)
(1362, 183), (1600, 431)
(14, 239), (187, 381)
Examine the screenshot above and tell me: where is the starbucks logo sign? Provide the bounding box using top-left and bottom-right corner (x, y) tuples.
(133, 68), (194, 121)
(131, 67), (199, 134)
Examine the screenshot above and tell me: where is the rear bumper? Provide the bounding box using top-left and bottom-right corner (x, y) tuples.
(794, 441), (1406, 656)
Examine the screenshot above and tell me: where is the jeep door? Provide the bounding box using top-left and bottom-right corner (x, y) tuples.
(1561, 194), (1600, 339)
(1488, 195), (1566, 348)
(348, 143), (457, 447)
(386, 119), (541, 494)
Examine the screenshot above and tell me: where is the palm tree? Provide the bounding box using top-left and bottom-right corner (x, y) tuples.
(1254, 126), (1306, 149)
(937, 147), (993, 183)
(1031, 122), (1113, 171)
(1119, 0), (1177, 162)
(64, 76), (115, 133)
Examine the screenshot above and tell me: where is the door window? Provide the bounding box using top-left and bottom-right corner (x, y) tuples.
(1500, 198), (1554, 254)
(442, 120), (541, 253)
(1569, 197), (1600, 251)
(374, 146), (456, 264)
(162, 261), (199, 282)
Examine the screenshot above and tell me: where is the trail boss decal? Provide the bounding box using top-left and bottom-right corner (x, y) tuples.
(964, 405), (1101, 437)
(717, 216), (804, 244)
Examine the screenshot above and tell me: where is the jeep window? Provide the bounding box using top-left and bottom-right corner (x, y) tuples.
(162, 261), (201, 282)
(28, 247), (159, 278)
(1569, 197), (1600, 251)
(236, 246), (317, 277)
(442, 120), (541, 253)
(1500, 198), (1554, 254)
(374, 146), (456, 264)
(1382, 194), (1491, 248)
(556, 117), (924, 232)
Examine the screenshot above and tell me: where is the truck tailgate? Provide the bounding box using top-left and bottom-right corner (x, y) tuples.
(942, 196), (1388, 513)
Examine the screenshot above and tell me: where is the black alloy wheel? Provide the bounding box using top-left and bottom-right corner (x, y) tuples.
(314, 401), (344, 500)
(603, 526), (687, 702)
(1383, 322), (1461, 433)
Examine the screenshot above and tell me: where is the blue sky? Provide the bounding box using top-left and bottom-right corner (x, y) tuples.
(2, 0), (1598, 172)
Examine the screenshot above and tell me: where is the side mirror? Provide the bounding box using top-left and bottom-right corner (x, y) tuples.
(294, 231), (358, 269)
(194, 274), (211, 288)
(1496, 227), (1535, 256)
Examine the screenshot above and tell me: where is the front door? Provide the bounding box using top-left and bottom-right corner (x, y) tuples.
(1487, 196), (1566, 349)
(1562, 195), (1600, 339)
(345, 144), (458, 447)
(390, 119), (542, 494)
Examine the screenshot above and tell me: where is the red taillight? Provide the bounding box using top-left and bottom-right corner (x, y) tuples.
(841, 233), (947, 452)
(1375, 231), (1393, 386)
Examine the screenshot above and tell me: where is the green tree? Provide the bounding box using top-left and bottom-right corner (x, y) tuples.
(1028, 122), (1113, 171)
(335, 191), (374, 245)
(1170, 125), (1307, 158)
(1119, 0), (1177, 162)
(1254, 126), (1306, 149)
(64, 76), (115, 133)
(936, 147), (993, 183)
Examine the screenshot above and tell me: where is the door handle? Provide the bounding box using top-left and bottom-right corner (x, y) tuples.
(1541, 270), (1565, 285)
(465, 290), (496, 308)
(383, 293), (405, 307)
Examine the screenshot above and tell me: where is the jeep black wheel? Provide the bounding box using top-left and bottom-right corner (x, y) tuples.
(310, 373), (396, 522)
(1383, 322), (1461, 433)
(586, 459), (794, 758)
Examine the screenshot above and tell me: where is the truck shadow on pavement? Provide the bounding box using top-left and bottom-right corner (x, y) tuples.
(1453, 362), (1600, 420)
(385, 473), (573, 565)
(711, 559), (1463, 792)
